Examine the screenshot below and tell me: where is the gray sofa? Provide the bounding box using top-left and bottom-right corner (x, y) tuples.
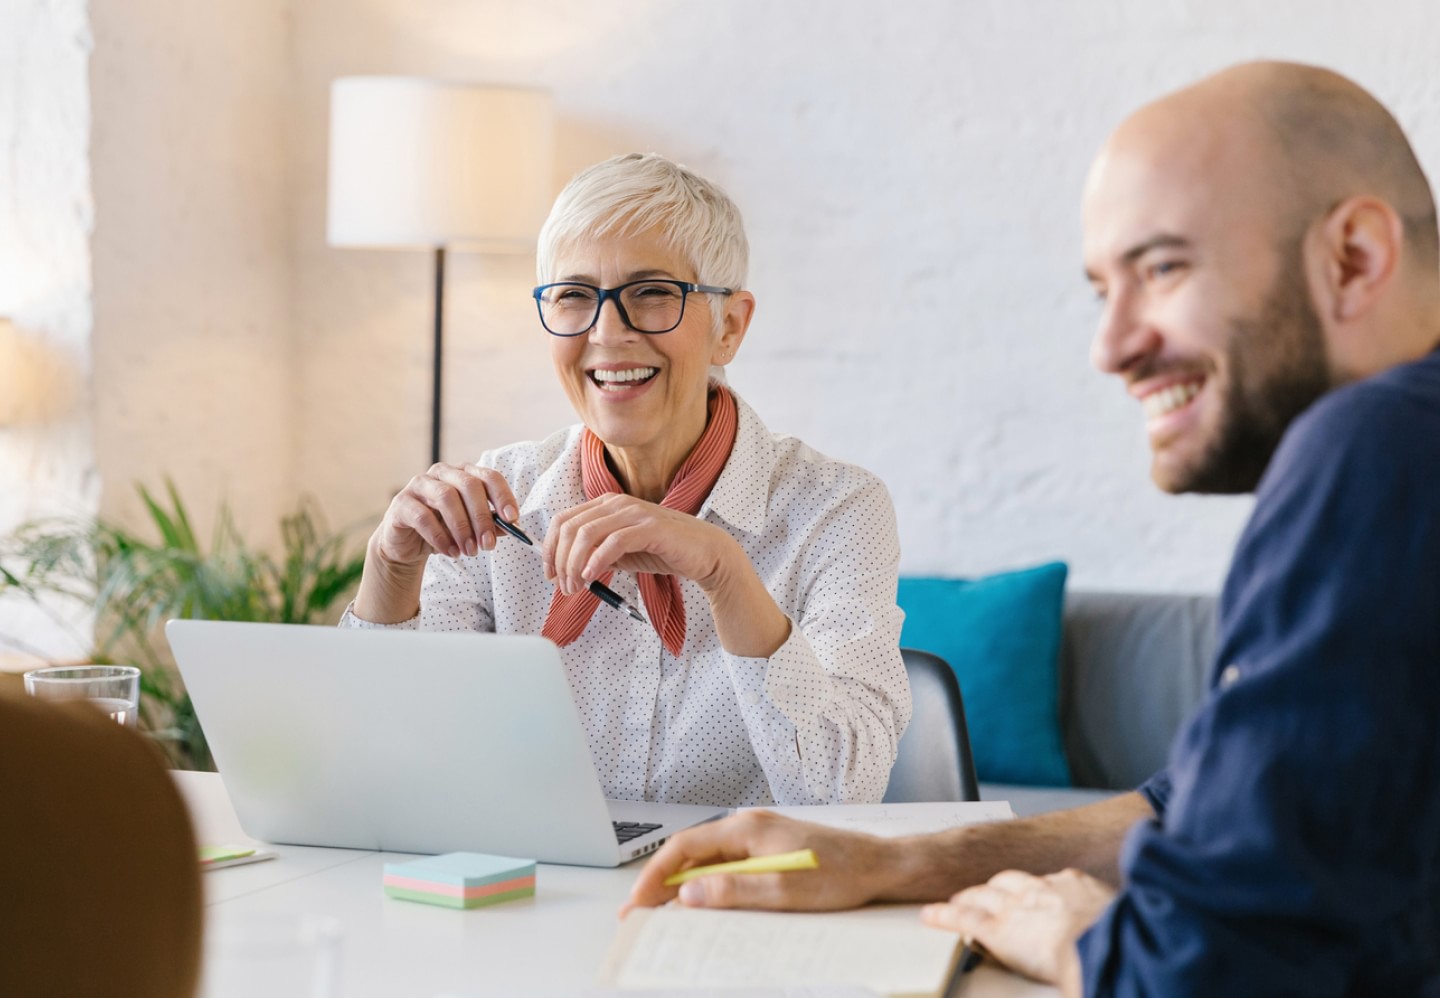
(980, 590), (1219, 816)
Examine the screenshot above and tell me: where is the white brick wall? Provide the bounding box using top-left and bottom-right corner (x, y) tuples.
(8, 2), (1440, 663)
(0, 0), (95, 659)
(89, 0), (294, 547)
(289, 0), (1440, 592)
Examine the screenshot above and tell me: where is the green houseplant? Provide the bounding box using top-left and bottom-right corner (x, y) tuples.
(0, 481), (367, 769)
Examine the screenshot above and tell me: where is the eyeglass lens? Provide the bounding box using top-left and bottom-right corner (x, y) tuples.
(538, 282), (689, 335)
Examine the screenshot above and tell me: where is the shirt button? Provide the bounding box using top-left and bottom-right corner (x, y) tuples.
(742, 691), (762, 707)
(1219, 664), (1241, 687)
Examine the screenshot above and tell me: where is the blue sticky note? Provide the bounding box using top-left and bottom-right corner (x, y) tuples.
(383, 852), (535, 889)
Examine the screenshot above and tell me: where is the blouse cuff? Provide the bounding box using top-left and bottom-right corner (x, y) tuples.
(337, 601), (421, 630)
(723, 619), (831, 727)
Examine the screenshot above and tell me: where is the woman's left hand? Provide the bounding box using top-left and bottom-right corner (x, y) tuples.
(546, 494), (791, 657)
(544, 493), (739, 596)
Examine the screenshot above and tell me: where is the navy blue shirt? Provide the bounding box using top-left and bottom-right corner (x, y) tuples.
(1078, 348), (1440, 995)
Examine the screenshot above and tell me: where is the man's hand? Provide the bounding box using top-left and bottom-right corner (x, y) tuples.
(920, 868), (1116, 993)
(623, 810), (896, 915)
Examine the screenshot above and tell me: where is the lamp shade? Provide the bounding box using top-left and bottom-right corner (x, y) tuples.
(327, 77), (554, 251)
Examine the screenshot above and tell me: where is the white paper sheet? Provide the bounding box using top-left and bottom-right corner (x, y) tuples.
(735, 801), (1014, 838)
(599, 907), (958, 996)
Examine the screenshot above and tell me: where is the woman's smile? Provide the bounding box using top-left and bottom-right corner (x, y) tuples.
(588, 363), (662, 395)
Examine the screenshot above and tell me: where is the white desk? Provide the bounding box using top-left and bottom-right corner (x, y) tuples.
(175, 772), (1055, 997)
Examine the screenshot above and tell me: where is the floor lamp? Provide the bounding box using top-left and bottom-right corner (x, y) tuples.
(326, 77), (554, 465)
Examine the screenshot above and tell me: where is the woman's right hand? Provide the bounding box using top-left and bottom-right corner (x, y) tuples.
(355, 464), (519, 624)
(372, 463), (521, 567)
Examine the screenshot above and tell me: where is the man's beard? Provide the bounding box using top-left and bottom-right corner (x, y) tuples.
(1175, 255), (1333, 494)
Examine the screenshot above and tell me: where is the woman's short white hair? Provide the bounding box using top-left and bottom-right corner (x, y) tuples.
(537, 153), (749, 294)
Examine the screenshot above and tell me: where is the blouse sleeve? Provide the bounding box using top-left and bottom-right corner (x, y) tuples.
(722, 471), (911, 805)
(337, 552), (495, 633)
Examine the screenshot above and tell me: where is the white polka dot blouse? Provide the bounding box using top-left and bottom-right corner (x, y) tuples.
(341, 392), (911, 807)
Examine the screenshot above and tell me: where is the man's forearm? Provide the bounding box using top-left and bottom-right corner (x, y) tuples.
(872, 791), (1154, 903)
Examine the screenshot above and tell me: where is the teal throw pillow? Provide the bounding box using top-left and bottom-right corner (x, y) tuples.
(897, 562), (1071, 787)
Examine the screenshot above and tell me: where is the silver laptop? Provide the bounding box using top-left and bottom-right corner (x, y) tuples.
(165, 620), (727, 867)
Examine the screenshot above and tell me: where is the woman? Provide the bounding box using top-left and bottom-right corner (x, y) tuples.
(344, 153), (909, 807)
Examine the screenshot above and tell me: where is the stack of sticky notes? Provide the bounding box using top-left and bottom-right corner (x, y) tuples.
(382, 852), (536, 909)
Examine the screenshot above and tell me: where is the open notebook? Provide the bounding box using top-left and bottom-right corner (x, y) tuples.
(600, 906), (963, 997)
(598, 801), (1024, 997)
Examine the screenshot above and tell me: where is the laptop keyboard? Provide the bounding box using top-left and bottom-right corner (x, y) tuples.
(613, 821), (663, 844)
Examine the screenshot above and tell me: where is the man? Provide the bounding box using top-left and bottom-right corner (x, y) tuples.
(625, 61), (1440, 995)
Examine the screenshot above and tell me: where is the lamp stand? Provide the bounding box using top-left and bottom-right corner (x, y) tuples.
(430, 245), (446, 466)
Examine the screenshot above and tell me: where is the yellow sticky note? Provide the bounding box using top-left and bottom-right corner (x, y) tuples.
(663, 848), (819, 887)
(199, 844), (256, 864)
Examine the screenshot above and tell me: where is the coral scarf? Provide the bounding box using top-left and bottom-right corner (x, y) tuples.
(541, 386), (739, 656)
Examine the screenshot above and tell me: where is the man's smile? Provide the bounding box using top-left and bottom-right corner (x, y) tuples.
(1137, 376), (1204, 421)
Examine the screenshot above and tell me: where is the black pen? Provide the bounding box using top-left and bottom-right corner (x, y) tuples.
(939, 940), (985, 997)
(491, 515), (648, 624)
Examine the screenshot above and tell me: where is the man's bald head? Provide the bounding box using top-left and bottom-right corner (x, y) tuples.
(1133, 61), (1438, 278)
(1082, 61), (1440, 496)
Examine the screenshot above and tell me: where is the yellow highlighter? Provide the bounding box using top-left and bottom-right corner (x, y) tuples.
(663, 848), (819, 887)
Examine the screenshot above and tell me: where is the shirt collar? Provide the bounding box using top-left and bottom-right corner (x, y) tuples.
(519, 391), (775, 536)
(698, 390), (774, 536)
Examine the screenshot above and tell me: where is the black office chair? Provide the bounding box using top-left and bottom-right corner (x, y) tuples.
(883, 648), (981, 802)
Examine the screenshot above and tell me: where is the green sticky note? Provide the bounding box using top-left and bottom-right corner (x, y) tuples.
(383, 884), (535, 909)
(199, 844), (256, 864)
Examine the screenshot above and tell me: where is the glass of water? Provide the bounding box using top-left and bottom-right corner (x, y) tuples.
(24, 665), (142, 726)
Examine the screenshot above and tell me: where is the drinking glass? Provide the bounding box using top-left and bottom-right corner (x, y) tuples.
(24, 665), (142, 726)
